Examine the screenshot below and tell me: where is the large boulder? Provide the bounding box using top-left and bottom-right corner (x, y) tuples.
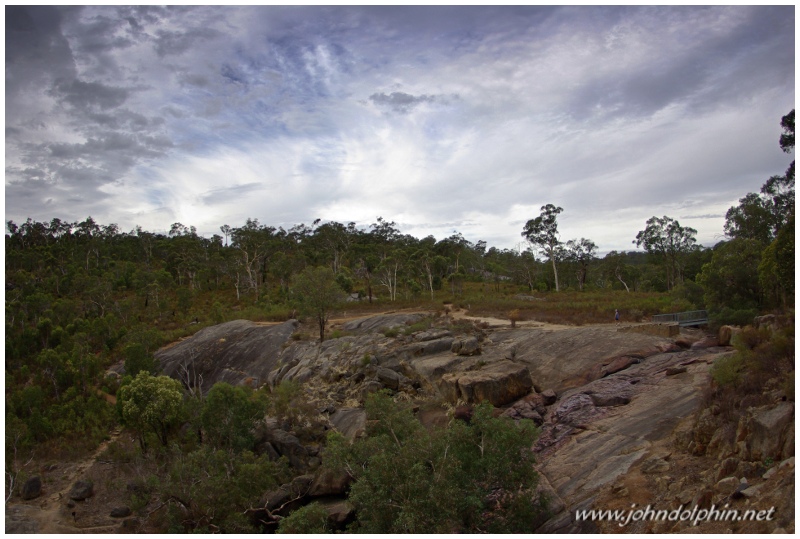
(329, 408), (366, 440)
(155, 320), (298, 393)
(20, 476), (42, 500)
(267, 429), (309, 469)
(439, 361), (532, 406)
(451, 337), (481, 356)
(739, 402), (794, 462)
(68, 479), (94, 501)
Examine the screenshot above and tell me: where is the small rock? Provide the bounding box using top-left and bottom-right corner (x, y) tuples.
(68, 480), (94, 501)
(642, 458), (670, 474)
(714, 477), (739, 496)
(740, 484), (763, 498)
(451, 336), (481, 356)
(716, 457), (740, 481)
(692, 489), (714, 509)
(589, 393), (631, 407)
(21, 476), (42, 500)
(779, 456), (795, 470)
(676, 489), (694, 505)
(110, 506), (132, 518)
(541, 388), (557, 405)
(763, 467), (777, 480)
(665, 366), (687, 376)
(731, 481), (750, 499)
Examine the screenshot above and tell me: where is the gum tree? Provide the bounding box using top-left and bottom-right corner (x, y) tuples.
(522, 204), (564, 291)
(634, 216), (697, 291)
(292, 266), (346, 341)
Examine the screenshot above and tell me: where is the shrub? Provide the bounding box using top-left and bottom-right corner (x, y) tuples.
(381, 326), (400, 338)
(324, 391), (548, 533)
(278, 502), (331, 533)
(710, 354), (745, 387)
(709, 307), (759, 329)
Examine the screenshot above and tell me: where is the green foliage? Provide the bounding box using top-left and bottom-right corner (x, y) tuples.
(381, 326), (400, 338)
(709, 307), (759, 329)
(292, 266), (346, 341)
(162, 445), (289, 533)
(710, 354), (745, 386)
(634, 215), (698, 291)
(698, 238), (764, 315)
(200, 383), (267, 452)
(117, 372), (185, 451)
(277, 502), (331, 534)
(324, 391), (547, 533)
(123, 342), (158, 377)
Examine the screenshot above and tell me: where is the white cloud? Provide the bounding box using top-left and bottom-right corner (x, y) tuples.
(5, 6), (794, 254)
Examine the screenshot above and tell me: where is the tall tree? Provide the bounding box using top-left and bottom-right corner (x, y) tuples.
(565, 238), (598, 291)
(634, 216), (697, 291)
(292, 266), (346, 341)
(522, 204), (564, 291)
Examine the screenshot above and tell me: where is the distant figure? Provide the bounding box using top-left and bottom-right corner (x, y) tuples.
(615, 309), (620, 325)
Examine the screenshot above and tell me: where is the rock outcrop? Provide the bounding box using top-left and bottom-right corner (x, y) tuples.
(155, 320), (299, 393)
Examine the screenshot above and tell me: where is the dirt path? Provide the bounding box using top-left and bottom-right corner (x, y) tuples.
(6, 430), (123, 534)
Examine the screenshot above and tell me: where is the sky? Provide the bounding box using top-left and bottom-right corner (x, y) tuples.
(5, 5), (795, 254)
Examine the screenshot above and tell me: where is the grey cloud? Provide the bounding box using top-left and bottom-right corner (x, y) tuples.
(51, 79), (129, 111)
(200, 183), (266, 204)
(154, 27), (222, 57)
(369, 92), (451, 113)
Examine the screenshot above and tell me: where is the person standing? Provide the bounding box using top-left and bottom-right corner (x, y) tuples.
(615, 309), (620, 325)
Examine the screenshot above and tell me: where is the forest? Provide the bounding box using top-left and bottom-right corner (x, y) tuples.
(4, 110), (794, 532)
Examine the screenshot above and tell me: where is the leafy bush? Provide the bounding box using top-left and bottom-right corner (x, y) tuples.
(381, 326), (400, 338)
(277, 502), (331, 533)
(324, 391), (548, 533)
(709, 307), (759, 329)
(162, 446), (289, 533)
(710, 354), (745, 386)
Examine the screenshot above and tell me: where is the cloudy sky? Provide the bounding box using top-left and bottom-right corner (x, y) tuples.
(5, 5), (795, 253)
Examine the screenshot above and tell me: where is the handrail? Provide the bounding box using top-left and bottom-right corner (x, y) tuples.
(652, 310), (708, 326)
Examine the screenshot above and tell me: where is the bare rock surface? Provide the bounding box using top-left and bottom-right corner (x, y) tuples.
(340, 312), (427, 333)
(534, 346), (720, 532)
(488, 326), (678, 391)
(155, 319), (298, 393)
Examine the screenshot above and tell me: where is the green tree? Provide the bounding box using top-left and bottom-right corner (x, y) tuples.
(123, 342), (158, 377)
(634, 216), (697, 291)
(724, 192), (775, 245)
(292, 266), (345, 341)
(697, 238), (764, 317)
(325, 392), (546, 533)
(117, 372), (185, 451)
(277, 502), (331, 533)
(163, 445), (288, 533)
(564, 238), (598, 291)
(200, 383), (267, 452)
(522, 204), (564, 291)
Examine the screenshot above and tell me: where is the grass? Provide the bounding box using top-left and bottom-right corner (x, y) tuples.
(329, 283), (687, 327)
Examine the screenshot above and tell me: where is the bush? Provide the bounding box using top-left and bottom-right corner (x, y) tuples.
(710, 354), (745, 387)
(709, 307), (759, 329)
(278, 502), (331, 533)
(324, 391), (548, 533)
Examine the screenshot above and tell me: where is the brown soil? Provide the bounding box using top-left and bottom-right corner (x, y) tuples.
(6, 430), (126, 533)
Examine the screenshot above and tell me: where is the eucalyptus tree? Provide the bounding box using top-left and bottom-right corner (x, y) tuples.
(231, 218), (275, 300)
(565, 238), (598, 291)
(292, 266), (346, 341)
(634, 216), (697, 291)
(522, 204), (564, 291)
